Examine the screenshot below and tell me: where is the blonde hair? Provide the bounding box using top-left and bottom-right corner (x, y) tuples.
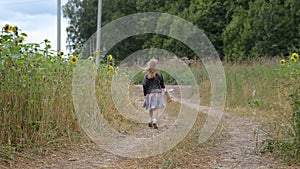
(147, 68), (157, 79)
(145, 59), (158, 79)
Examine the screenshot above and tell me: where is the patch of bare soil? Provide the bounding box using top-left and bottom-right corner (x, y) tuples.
(3, 86), (298, 169)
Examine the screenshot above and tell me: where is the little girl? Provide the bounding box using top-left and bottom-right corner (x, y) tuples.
(142, 59), (166, 129)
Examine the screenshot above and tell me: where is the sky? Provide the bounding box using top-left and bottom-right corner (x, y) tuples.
(0, 0), (69, 53)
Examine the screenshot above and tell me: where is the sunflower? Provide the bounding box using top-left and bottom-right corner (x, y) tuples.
(290, 54), (298, 62)
(108, 65), (114, 72)
(280, 59), (286, 65)
(88, 56), (94, 62)
(20, 35), (25, 42)
(292, 53), (299, 60)
(11, 25), (18, 32)
(4, 24), (10, 32)
(108, 54), (113, 61)
(58, 51), (64, 56)
(290, 57), (297, 63)
(70, 56), (78, 64)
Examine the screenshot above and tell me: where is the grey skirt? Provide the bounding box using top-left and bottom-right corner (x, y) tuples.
(143, 92), (166, 110)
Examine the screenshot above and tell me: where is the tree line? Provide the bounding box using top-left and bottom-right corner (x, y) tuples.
(63, 0), (300, 61)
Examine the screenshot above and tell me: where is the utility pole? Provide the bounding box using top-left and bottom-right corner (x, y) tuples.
(96, 0), (102, 67)
(57, 0), (61, 53)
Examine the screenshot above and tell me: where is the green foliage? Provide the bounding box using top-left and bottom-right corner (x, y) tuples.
(186, 0), (231, 58)
(137, 0), (195, 58)
(62, 0), (199, 59)
(222, 0), (300, 61)
(63, 0), (300, 61)
(63, 0), (137, 52)
(62, 0), (98, 51)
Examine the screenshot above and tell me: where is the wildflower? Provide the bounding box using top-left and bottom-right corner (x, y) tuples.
(292, 53), (299, 60)
(88, 56), (94, 62)
(108, 65), (114, 72)
(280, 59), (286, 65)
(108, 54), (113, 61)
(290, 57), (297, 63)
(20, 35), (25, 42)
(58, 51), (64, 56)
(4, 24), (10, 32)
(70, 56), (78, 64)
(11, 25), (18, 32)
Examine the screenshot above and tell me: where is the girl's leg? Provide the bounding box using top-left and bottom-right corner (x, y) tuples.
(152, 108), (158, 129)
(149, 109), (154, 122)
(148, 109), (153, 127)
(152, 108), (158, 123)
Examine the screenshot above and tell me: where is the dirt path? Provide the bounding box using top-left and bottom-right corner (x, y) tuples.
(207, 113), (290, 169)
(5, 86), (296, 169)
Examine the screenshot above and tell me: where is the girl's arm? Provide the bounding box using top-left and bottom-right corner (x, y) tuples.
(142, 75), (148, 96)
(159, 73), (165, 89)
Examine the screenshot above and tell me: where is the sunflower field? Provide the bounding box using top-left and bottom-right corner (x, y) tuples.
(0, 24), (118, 160)
(0, 24), (79, 156)
(0, 24), (118, 159)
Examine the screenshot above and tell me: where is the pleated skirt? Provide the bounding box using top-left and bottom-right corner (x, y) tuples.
(143, 92), (166, 110)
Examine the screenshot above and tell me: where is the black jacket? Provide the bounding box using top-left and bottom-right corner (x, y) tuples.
(142, 72), (165, 96)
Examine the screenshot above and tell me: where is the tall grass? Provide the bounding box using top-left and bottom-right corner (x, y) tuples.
(0, 26), (81, 160)
(267, 55), (300, 161)
(0, 56), (75, 144)
(192, 57), (299, 162)
(190, 58), (280, 117)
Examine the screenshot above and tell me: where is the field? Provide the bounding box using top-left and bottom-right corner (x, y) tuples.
(1, 55), (299, 168)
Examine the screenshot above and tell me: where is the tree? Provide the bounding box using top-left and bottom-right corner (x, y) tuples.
(63, 0), (300, 61)
(63, 0), (98, 51)
(63, 0), (194, 59)
(135, 0), (197, 58)
(222, 0), (300, 61)
(184, 0), (231, 58)
(63, 0), (137, 53)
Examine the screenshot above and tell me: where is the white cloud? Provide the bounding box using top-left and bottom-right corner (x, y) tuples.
(0, 0), (69, 54)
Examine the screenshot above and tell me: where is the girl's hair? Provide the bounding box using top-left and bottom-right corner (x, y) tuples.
(147, 68), (156, 79)
(145, 59), (158, 79)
